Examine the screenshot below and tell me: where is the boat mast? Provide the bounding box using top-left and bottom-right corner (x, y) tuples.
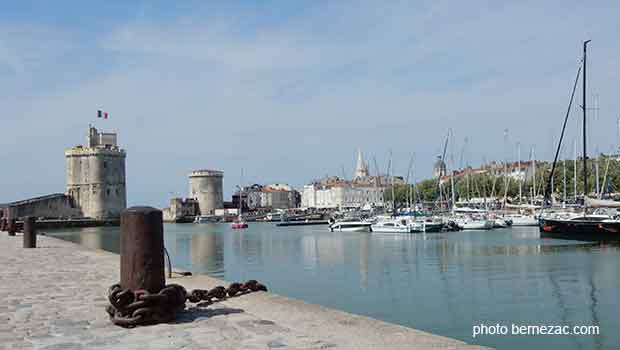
(595, 147), (600, 197)
(449, 129), (456, 215)
(532, 147), (536, 203)
(389, 152), (395, 216)
(517, 142), (522, 204)
(563, 157), (567, 206)
(582, 40), (591, 210)
(574, 139), (577, 202)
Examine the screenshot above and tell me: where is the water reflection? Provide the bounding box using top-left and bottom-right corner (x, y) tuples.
(45, 224), (620, 350)
(190, 233), (223, 275)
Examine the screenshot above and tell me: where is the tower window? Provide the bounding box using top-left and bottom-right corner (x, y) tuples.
(103, 161), (107, 168)
(107, 189), (111, 196)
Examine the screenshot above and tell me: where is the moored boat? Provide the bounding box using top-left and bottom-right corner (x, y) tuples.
(371, 218), (411, 233)
(538, 40), (620, 242)
(329, 220), (372, 232)
(540, 214), (620, 241)
(231, 217), (248, 229)
(507, 214), (538, 226)
(455, 217), (494, 230)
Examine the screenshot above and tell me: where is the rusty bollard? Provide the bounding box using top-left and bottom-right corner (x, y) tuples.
(23, 216), (37, 248)
(120, 206), (165, 293)
(8, 219), (16, 236)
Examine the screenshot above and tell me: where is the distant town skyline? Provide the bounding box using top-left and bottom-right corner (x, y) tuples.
(2, 1), (619, 208)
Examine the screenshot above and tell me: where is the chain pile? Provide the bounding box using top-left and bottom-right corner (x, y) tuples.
(106, 280), (267, 327)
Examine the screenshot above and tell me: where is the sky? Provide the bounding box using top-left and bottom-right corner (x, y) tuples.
(1, 0), (619, 208)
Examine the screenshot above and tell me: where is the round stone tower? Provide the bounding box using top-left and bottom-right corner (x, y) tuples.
(188, 170), (224, 216)
(65, 126), (127, 219)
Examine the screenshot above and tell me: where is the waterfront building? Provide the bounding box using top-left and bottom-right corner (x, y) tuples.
(233, 183), (299, 211)
(440, 160), (542, 184)
(162, 198), (198, 222)
(189, 169), (224, 216)
(301, 184), (384, 209)
(300, 149), (401, 209)
(65, 126), (127, 219)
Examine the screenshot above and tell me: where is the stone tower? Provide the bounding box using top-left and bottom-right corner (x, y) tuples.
(188, 170), (224, 216)
(65, 126), (127, 219)
(354, 149), (369, 179)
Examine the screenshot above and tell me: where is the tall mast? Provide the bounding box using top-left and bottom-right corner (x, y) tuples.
(450, 130), (456, 214)
(532, 147), (536, 203)
(563, 158), (567, 206)
(595, 147), (600, 196)
(574, 139), (577, 202)
(517, 142), (522, 204)
(582, 40), (590, 208)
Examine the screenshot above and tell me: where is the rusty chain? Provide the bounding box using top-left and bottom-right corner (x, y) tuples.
(106, 280), (267, 328)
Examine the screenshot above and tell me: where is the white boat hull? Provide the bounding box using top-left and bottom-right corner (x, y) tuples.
(510, 216), (539, 226)
(329, 222), (372, 232)
(458, 220), (494, 230)
(331, 225), (371, 232)
(371, 226), (411, 233)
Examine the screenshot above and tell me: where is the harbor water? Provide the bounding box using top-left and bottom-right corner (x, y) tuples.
(47, 223), (620, 350)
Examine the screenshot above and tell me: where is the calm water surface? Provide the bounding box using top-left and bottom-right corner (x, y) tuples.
(47, 223), (620, 350)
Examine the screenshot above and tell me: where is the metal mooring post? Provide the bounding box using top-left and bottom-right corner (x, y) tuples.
(120, 207), (165, 293)
(0, 218), (6, 232)
(8, 219), (16, 236)
(23, 216), (37, 248)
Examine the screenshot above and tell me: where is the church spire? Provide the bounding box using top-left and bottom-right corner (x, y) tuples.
(354, 148), (369, 178)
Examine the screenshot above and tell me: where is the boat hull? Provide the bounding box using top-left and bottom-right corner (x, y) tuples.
(370, 225), (411, 233)
(509, 216), (539, 226)
(539, 218), (620, 241)
(330, 225), (371, 232)
(422, 222), (444, 233)
(457, 220), (494, 230)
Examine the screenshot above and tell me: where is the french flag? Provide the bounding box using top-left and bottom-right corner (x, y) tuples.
(97, 110), (109, 119)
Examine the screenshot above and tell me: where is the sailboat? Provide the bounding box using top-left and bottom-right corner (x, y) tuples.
(539, 40), (620, 241)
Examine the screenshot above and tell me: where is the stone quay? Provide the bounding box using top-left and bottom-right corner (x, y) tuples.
(0, 231), (489, 350)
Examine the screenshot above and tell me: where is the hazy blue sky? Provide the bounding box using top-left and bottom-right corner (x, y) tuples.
(1, 0), (619, 207)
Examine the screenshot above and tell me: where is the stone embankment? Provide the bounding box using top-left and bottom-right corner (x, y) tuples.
(0, 232), (489, 350)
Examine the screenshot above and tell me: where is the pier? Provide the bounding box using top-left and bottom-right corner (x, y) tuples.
(0, 231), (487, 349)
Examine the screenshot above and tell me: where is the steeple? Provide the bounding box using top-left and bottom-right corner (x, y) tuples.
(354, 148), (369, 178)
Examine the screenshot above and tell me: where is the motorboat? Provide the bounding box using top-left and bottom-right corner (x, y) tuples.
(371, 218), (411, 233)
(421, 220), (444, 233)
(454, 216), (494, 230)
(507, 214), (538, 226)
(231, 216), (248, 229)
(329, 220), (372, 232)
(194, 215), (216, 224)
(493, 218), (510, 228)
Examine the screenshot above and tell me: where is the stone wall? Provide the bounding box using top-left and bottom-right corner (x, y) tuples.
(1, 193), (82, 219)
